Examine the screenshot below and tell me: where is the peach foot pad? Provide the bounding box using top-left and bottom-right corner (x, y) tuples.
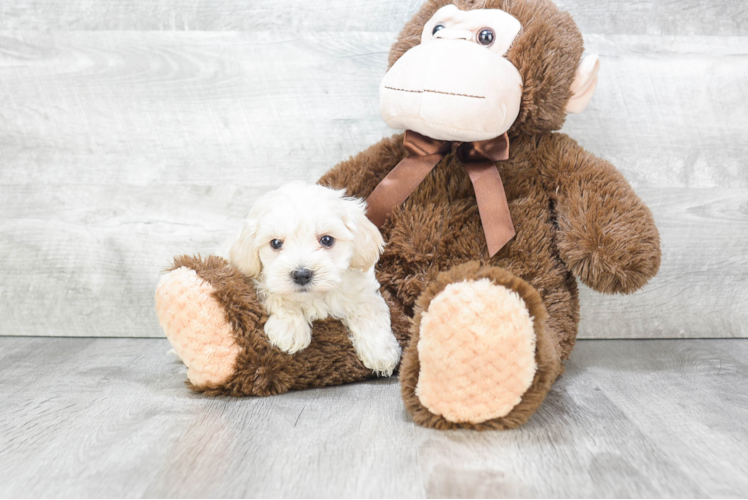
(155, 267), (239, 388)
(416, 278), (537, 424)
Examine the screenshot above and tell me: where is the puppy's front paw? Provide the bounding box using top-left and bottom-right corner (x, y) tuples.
(355, 331), (402, 377)
(264, 314), (312, 354)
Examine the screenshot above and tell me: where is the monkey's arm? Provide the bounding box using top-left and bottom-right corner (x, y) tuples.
(543, 133), (661, 294)
(318, 133), (406, 198)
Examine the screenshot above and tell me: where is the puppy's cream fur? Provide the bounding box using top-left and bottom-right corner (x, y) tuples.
(229, 182), (401, 376)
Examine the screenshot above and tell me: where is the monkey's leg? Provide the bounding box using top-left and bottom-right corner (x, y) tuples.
(399, 261), (562, 430)
(155, 255), (411, 396)
(155, 259), (242, 389)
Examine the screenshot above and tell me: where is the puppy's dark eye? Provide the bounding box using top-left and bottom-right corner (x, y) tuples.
(319, 235), (335, 248)
(478, 28), (495, 46)
(270, 239), (283, 250)
(432, 24), (446, 36)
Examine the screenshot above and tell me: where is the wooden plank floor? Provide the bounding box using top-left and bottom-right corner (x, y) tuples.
(1, 338), (746, 498)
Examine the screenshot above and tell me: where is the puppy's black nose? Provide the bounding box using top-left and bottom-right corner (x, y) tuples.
(291, 268), (313, 286)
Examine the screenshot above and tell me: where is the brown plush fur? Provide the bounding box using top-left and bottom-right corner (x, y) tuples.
(168, 255), (412, 396)
(164, 0), (660, 429)
(318, 129), (659, 362)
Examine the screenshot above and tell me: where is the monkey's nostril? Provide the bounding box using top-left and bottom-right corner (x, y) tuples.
(291, 268), (313, 286)
(433, 28), (473, 42)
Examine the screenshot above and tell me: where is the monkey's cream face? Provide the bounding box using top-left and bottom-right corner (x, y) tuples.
(380, 5), (524, 142)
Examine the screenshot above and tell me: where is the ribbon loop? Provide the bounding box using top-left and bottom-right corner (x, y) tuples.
(403, 130), (452, 157)
(457, 132), (510, 163)
(366, 131), (515, 257)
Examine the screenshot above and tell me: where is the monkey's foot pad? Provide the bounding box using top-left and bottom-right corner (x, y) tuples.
(155, 267), (239, 388)
(415, 278), (537, 424)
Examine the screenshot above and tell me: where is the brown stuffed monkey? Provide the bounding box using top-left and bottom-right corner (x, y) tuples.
(155, 0), (661, 430)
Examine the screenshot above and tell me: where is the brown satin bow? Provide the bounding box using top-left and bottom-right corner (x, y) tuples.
(366, 130), (515, 257)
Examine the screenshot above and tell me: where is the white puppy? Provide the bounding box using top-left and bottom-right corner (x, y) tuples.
(229, 182), (401, 376)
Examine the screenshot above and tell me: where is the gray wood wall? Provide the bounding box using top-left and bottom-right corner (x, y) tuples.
(1, 0), (746, 338)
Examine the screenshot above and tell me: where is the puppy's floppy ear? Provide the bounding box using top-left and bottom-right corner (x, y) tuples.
(345, 198), (385, 272)
(229, 219), (262, 278)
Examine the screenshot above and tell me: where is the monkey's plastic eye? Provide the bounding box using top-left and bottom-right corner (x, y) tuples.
(478, 29), (495, 46)
(270, 239), (283, 250)
(432, 24), (446, 36)
(319, 235), (335, 248)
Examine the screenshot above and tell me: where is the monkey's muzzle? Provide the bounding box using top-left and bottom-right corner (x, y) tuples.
(380, 40), (523, 143)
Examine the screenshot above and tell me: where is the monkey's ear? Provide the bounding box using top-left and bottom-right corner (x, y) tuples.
(566, 54), (600, 114)
(229, 220), (262, 278)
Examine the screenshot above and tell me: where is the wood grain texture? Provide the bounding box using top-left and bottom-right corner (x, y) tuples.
(569, 35), (748, 190)
(0, 32), (393, 186)
(2, 34), (745, 188)
(0, 0), (745, 35)
(0, 29), (746, 337)
(0, 337), (746, 497)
